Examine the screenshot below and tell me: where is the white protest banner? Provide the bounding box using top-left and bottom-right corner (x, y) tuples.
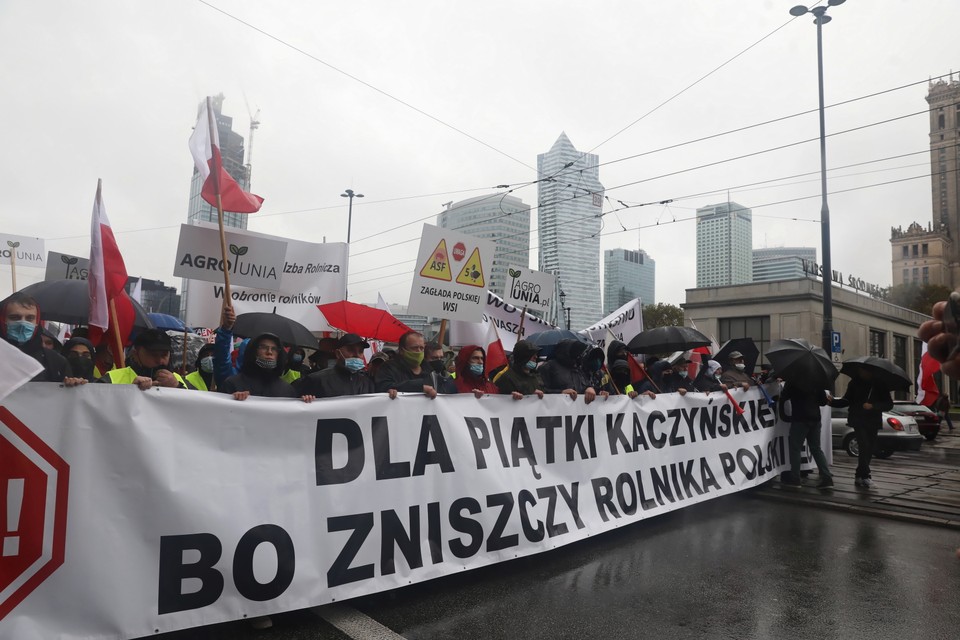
(173, 224), (288, 290)
(579, 298), (644, 346)
(450, 290), (556, 353)
(183, 226), (346, 331)
(44, 251), (89, 281)
(0, 382), (800, 640)
(408, 224), (495, 322)
(503, 266), (555, 313)
(0, 234), (45, 268)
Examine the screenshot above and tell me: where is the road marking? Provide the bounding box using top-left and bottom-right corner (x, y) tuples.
(313, 603), (407, 639)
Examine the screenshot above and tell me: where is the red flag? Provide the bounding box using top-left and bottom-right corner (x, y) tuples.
(87, 180), (134, 356)
(916, 343), (941, 408)
(189, 97), (263, 214)
(483, 321), (508, 375)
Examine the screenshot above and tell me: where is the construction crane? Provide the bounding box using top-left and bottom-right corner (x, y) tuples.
(246, 108), (260, 180)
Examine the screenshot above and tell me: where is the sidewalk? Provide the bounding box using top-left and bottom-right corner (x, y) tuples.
(752, 429), (960, 529)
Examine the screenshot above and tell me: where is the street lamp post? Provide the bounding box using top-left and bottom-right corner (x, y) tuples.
(790, 0), (844, 352)
(559, 289), (571, 330)
(340, 188), (364, 245)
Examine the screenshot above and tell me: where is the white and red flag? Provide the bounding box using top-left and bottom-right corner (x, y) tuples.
(916, 342), (941, 408)
(188, 97), (263, 214)
(483, 320), (508, 375)
(88, 180), (134, 359)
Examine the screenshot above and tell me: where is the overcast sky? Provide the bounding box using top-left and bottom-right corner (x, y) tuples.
(1, 0), (957, 314)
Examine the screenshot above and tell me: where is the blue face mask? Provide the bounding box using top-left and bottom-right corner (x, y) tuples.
(469, 363), (484, 376)
(199, 356), (214, 373)
(525, 360), (538, 371)
(6, 320), (35, 344)
(343, 358), (365, 372)
(292, 354), (303, 364)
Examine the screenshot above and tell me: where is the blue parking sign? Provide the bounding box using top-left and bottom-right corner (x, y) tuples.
(831, 331), (842, 353)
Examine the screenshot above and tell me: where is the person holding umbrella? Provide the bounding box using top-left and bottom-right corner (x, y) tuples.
(780, 382), (833, 488)
(219, 333), (300, 401)
(829, 367), (894, 488)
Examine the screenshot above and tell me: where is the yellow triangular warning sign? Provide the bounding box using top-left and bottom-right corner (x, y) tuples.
(455, 247), (485, 288)
(419, 239), (452, 281)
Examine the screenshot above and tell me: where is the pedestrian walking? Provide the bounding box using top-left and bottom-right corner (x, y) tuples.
(829, 370), (893, 487)
(780, 381), (833, 488)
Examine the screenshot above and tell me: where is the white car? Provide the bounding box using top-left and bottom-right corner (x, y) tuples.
(830, 406), (924, 458)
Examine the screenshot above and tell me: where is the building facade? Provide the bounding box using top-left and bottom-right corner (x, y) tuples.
(752, 246), (816, 283)
(181, 94), (253, 319)
(696, 201), (753, 287)
(890, 77), (960, 288)
(436, 194), (530, 299)
(603, 248), (655, 314)
(537, 133), (604, 330)
(683, 278), (930, 399)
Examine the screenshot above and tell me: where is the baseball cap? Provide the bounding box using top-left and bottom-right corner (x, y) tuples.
(337, 333), (370, 349)
(729, 350), (744, 359)
(133, 329), (172, 351)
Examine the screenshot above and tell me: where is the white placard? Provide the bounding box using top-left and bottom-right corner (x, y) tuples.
(0, 383), (803, 640)
(183, 226), (346, 331)
(579, 298), (644, 345)
(503, 266), (555, 313)
(0, 234), (45, 268)
(450, 291), (556, 353)
(408, 224), (495, 322)
(173, 224), (288, 290)
(44, 252), (89, 281)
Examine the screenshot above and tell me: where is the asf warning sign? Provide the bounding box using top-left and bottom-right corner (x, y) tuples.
(408, 224), (494, 322)
(0, 408), (69, 621)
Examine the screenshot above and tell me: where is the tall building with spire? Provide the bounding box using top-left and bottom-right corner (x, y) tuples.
(537, 133), (604, 329)
(181, 94), (254, 319)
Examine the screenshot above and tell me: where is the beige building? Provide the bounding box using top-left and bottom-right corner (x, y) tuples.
(683, 277), (931, 397)
(890, 222), (951, 287)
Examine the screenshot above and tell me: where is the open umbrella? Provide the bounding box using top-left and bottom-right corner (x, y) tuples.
(714, 338), (761, 376)
(627, 326), (711, 355)
(840, 356), (912, 392)
(766, 338), (838, 389)
(316, 301), (412, 343)
(527, 329), (590, 359)
(233, 312), (317, 348)
(15, 279), (153, 329)
(147, 312), (187, 332)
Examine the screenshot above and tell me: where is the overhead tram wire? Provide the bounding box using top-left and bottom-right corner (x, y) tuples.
(196, 0), (534, 171)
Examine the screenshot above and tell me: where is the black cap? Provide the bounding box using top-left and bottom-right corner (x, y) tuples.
(133, 329), (172, 351)
(337, 333), (370, 349)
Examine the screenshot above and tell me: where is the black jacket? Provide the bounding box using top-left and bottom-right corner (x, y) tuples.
(296, 363), (375, 398)
(374, 357), (455, 394)
(539, 340), (590, 394)
(779, 381), (828, 422)
(219, 333), (298, 398)
(7, 334), (69, 383)
(496, 340), (544, 395)
(831, 377), (893, 429)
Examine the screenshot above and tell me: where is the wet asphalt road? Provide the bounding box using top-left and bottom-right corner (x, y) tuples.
(154, 492), (960, 640)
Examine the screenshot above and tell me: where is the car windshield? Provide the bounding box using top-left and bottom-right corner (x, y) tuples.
(892, 403), (933, 413)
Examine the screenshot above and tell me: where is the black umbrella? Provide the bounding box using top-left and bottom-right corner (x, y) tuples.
(766, 338), (838, 389)
(14, 279), (154, 329)
(840, 356), (912, 392)
(233, 312), (317, 348)
(627, 326), (711, 355)
(527, 329), (590, 358)
(714, 338), (760, 376)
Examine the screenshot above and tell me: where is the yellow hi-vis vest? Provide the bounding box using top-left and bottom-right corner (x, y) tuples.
(281, 369), (301, 384)
(185, 371), (210, 391)
(106, 367), (186, 387)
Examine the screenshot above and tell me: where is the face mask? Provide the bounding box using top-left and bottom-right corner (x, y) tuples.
(469, 363), (484, 376)
(343, 357), (364, 372)
(292, 355), (303, 365)
(525, 360), (538, 371)
(6, 320), (35, 344)
(735, 363), (746, 371)
(586, 359), (602, 373)
(256, 356), (277, 370)
(679, 369), (688, 379)
(428, 359), (446, 374)
(200, 356), (214, 373)
(67, 354), (95, 379)
(402, 349), (424, 368)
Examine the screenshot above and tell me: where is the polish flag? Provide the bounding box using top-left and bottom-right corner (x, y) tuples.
(916, 343), (941, 408)
(88, 181), (134, 358)
(189, 97), (263, 214)
(483, 321), (508, 375)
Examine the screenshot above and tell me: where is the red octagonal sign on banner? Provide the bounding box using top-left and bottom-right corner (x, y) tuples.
(0, 407), (69, 621)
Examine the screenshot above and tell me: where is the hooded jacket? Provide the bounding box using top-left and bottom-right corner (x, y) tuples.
(185, 344), (216, 391)
(1, 298), (69, 382)
(218, 333), (298, 398)
(454, 345), (498, 395)
(61, 337), (97, 382)
(495, 340), (544, 396)
(538, 339), (590, 394)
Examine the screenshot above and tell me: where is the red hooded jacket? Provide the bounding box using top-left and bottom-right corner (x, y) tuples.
(454, 344), (498, 395)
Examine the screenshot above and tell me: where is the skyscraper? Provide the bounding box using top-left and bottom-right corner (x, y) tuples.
(752, 246), (816, 282)
(538, 133), (604, 329)
(181, 94), (254, 319)
(696, 201), (753, 287)
(604, 248), (655, 314)
(436, 194), (530, 298)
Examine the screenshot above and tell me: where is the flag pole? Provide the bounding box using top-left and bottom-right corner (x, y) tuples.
(109, 298), (126, 369)
(8, 250), (16, 293)
(437, 318), (447, 347)
(206, 97), (232, 308)
(181, 326), (188, 377)
(517, 305), (527, 340)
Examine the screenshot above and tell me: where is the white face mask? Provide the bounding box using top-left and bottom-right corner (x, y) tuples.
(735, 363), (746, 371)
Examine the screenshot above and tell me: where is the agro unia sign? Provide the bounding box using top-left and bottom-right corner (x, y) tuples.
(174, 224), (287, 290)
(503, 266), (555, 313)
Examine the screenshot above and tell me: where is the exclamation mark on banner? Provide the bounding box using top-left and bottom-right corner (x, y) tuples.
(3, 478), (25, 557)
